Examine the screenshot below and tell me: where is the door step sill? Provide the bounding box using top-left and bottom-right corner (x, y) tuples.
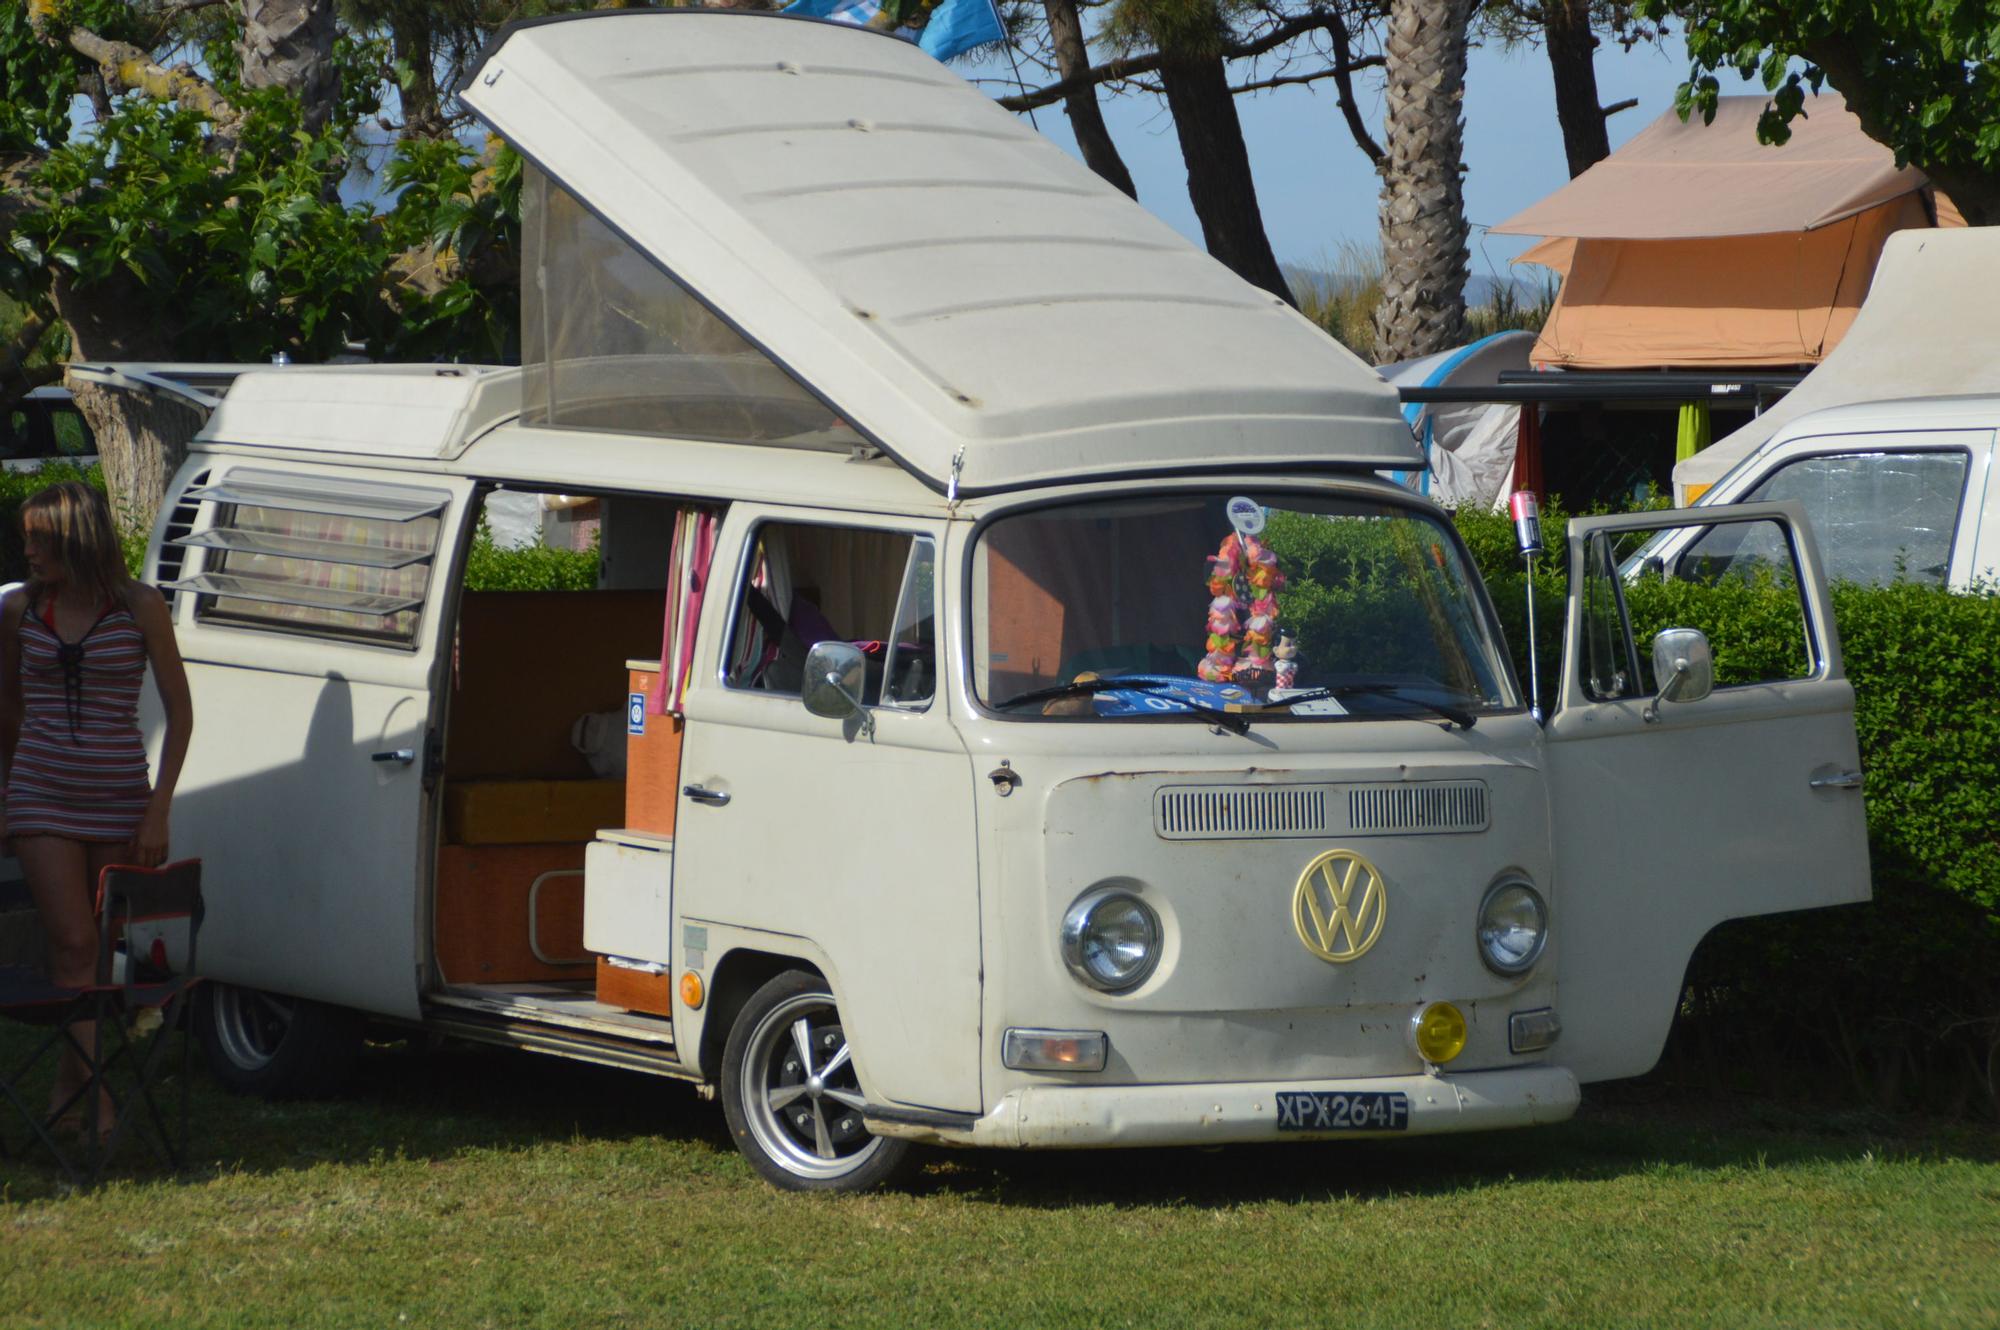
(423, 984), (691, 1079)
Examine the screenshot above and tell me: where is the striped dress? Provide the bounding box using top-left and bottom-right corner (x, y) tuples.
(6, 597), (151, 842)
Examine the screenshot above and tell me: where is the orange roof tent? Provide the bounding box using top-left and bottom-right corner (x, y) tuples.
(1492, 98), (1961, 369)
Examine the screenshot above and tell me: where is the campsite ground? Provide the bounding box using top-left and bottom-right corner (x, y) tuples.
(2, 1033), (1996, 1329)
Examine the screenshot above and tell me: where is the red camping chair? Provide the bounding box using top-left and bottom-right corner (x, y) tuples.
(0, 859), (204, 1187)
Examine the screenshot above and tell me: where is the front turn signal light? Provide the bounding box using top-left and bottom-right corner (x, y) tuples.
(1413, 1001), (1468, 1065)
(679, 971), (705, 1009)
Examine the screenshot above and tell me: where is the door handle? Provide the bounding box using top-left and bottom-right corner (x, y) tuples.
(372, 748), (416, 765)
(1809, 770), (1864, 791)
(683, 784), (731, 807)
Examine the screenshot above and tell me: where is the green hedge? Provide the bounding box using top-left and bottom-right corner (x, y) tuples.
(460, 516), (598, 592)
(1454, 503), (2000, 1115)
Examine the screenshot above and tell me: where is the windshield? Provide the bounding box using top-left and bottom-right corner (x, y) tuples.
(971, 491), (1520, 721)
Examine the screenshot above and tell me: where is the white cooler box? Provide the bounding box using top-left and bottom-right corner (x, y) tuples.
(583, 829), (674, 964)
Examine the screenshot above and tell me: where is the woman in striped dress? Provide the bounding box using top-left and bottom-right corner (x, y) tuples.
(1, 481), (193, 1136)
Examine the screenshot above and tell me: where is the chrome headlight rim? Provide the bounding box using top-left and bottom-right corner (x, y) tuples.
(1476, 875), (1549, 977)
(1060, 886), (1163, 994)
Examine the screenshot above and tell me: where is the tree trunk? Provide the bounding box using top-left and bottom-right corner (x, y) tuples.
(1158, 56), (1295, 305)
(1543, 0), (1609, 178)
(389, 8), (439, 136)
(1042, 0), (1137, 198)
(1373, 0), (1472, 362)
(238, 0), (339, 134)
(49, 271), (203, 533)
(63, 379), (205, 537)
(1800, 34), (2000, 226)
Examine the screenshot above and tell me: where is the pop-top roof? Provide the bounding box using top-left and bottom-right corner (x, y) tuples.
(459, 11), (1415, 494)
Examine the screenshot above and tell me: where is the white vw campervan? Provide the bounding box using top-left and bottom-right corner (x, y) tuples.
(147, 11), (1871, 1190)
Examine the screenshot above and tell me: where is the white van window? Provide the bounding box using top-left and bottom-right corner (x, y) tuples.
(521, 164), (864, 450)
(725, 523), (933, 709)
(1685, 450), (1968, 586)
(169, 471), (448, 647)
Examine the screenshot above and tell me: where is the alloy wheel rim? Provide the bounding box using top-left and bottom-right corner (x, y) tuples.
(741, 992), (881, 1180)
(212, 986), (294, 1070)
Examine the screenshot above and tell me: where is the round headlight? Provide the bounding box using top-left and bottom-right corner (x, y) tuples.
(1061, 887), (1162, 993)
(1477, 876), (1548, 976)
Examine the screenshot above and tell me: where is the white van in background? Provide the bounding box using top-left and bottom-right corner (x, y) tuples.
(1648, 397), (1996, 589)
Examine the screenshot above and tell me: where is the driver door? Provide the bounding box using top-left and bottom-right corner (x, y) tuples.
(1545, 501), (1870, 1083)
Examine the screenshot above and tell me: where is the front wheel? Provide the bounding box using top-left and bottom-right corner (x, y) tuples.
(196, 982), (363, 1098)
(720, 970), (914, 1191)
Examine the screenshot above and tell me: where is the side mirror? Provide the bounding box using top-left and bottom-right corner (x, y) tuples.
(1643, 627), (1714, 723)
(801, 641), (874, 739)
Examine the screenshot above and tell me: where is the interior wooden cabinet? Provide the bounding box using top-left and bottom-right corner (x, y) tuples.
(433, 522), (669, 988)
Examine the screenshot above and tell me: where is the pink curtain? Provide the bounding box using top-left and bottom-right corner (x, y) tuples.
(648, 507), (720, 716)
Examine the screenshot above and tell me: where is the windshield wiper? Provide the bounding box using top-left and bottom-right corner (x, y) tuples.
(1259, 683), (1477, 729)
(993, 677), (1251, 735)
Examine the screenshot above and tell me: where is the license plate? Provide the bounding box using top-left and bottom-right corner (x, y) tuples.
(1275, 1090), (1410, 1132)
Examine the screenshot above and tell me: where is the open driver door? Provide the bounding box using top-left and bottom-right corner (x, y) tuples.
(1544, 500), (1871, 1083)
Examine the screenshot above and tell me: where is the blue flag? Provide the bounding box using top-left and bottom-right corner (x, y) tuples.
(783, 0), (1005, 63)
(917, 0), (1005, 61)
(782, 0), (888, 26)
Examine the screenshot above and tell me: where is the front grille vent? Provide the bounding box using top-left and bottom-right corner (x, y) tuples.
(1155, 780), (1489, 840)
(1157, 787), (1328, 838)
(1348, 782), (1488, 834)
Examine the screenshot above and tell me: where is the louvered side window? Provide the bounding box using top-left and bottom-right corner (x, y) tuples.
(150, 468), (210, 610)
(165, 468), (449, 648)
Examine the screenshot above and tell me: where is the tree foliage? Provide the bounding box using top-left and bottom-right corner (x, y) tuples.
(1639, 0), (2000, 223)
(1, 1), (528, 379)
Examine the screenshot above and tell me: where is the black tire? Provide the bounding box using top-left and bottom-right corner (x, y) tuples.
(196, 982), (364, 1099)
(719, 969), (915, 1192)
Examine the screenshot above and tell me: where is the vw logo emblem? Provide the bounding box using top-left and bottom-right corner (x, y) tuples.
(1293, 849), (1387, 963)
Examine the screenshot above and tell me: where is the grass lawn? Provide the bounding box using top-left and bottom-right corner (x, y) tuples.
(2, 1026), (1996, 1330)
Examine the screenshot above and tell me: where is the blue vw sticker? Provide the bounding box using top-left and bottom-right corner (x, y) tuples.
(627, 692), (647, 735)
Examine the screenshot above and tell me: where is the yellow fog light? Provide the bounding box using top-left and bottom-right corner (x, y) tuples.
(1413, 1001), (1467, 1064)
(679, 971), (705, 1009)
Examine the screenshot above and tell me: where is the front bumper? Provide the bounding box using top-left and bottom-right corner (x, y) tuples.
(868, 1065), (1580, 1149)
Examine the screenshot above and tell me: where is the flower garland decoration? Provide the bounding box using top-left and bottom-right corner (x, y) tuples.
(1198, 532), (1286, 683)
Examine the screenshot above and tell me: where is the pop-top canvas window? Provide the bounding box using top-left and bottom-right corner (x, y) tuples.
(166, 470), (448, 647)
(521, 163), (862, 448)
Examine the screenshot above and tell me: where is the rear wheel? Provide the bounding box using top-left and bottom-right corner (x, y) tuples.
(197, 982), (363, 1098)
(720, 970), (913, 1191)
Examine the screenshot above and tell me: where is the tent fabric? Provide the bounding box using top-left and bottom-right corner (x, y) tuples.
(1519, 193), (1929, 368)
(1491, 97), (1925, 240)
(1429, 403), (1523, 511)
(1673, 227), (2000, 500)
(1384, 331), (1533, 508)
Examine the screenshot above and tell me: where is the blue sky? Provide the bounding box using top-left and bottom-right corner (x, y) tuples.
(963, 29), (1732, 280)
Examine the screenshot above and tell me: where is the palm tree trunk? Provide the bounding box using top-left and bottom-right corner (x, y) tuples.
(238, 0), (339, 134)
(1158, 55), (1295, 305)
(1373, 0), (1472, 362)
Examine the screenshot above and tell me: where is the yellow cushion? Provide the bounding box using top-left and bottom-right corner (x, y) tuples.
(445, 779), (627, 846)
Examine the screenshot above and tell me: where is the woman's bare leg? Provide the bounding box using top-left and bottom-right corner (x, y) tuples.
(17, 835), (110, 1127)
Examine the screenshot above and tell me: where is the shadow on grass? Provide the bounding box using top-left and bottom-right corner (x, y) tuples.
(4, 1024), (1994, 1206)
